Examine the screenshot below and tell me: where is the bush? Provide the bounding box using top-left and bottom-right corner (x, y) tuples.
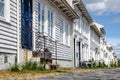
(10, 61), (45, 72)
(99, 62), (107, 68)
(91, 61), (107, 68)
(92, 62), (97, 68)
(22, 61), (38, 70)
(36, 63), (45, 70)
(10, 64), (21, 71)
(118, 59), (120, 67)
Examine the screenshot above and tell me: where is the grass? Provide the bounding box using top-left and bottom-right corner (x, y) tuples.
(0, 70), (56, 79)
(9, 61), (45, 72)
(0, 68), (94, 79)
(0, 67), (117, 79)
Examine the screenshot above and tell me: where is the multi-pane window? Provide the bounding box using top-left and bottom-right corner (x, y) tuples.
(65, 22), (69, 45)
(79, 18), (82, 33)
(48, 10), (53, 37)
(0, 0), (4, 17)
(60, 19), (63, 42)
(38, 2), (44, 33)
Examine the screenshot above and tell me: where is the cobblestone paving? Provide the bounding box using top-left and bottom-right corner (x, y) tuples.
(41, 68), (120, 80)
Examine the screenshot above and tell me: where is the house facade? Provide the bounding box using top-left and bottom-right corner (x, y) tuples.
(104, 44), (114, 65)
(0, 0), (18, 69)
(19, 0), (79, 68)
(0, 0), (79, 69)
(100, 38), (115, 66)
(73, 0), (92, 67)
(100, 37), (107, 61)
(90, 22), (105, 62)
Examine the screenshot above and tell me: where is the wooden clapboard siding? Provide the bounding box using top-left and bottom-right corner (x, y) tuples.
(0, 0), (17, 54)
(36, 0), (73, 60)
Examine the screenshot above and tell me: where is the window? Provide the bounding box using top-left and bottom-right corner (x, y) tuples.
(38, 2), (44, 33)
(65, 22), (69, 45)
(4, 55), (8, 63)
(79, 17), (82, 33)
(59, 19), (63, 42)
(0, 0), (4, 17)
(21, 0), (33, 50)
(48, 10), (53, 37)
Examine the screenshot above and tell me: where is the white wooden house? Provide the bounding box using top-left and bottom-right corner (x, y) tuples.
(90, 22), (105, 62)
(0, 0), (18, 69)
(0, 0), (115, 69)
(0, 0), (79, 69)
(72, 0), (93, 67)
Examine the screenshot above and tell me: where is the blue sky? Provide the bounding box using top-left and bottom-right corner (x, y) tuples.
(82, 0), (120, 58)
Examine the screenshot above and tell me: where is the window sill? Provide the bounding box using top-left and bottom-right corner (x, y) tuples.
(0, 17), (11, 25)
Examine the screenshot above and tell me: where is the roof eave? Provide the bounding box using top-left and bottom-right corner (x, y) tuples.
(73, 0), (93, 23)
(91, 25), (102, 37)
(100, 27), (106, 34)
(49, 0), (79, 19)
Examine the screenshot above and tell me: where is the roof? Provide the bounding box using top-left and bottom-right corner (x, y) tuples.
(48, 0), (79, 19)
(95, 23), (106, 34)
(91, 22), (106, 37)
(73, 0), (93, 23)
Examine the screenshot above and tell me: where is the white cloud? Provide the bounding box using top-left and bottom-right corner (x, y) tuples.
(86, 2), (106, 16)
(107, 37), (120, 57)
(107, 37), (120, 48)
(111, 17), (120, 23)
(83, 0), (120, 16)
(106, 0), (120, 14)
(83, 0), (105, 4)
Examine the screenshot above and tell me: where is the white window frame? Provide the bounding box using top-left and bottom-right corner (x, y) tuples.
(38, 2), (44, 33)
(0, 0), (4, 17)
(48, 10), (53, 37)
(65, 22), (68, 45)
(64, 21), (70, 46)
(0, 0), (10, 22)
(59, 19), (64, 43)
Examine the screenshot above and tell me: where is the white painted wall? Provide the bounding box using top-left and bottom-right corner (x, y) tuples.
(0, 0), (18, 69)
(90, 28), (100, 61)
(73, 6), (90, 67)
(18, 0), (73, 67)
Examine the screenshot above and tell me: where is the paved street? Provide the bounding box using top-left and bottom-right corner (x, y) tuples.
(41, 68), (120, 80)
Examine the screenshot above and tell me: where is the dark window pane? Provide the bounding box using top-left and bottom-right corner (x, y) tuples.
(0, 2), (4, 17)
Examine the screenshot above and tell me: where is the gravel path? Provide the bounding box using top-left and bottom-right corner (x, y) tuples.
(41, 68), (120, 80)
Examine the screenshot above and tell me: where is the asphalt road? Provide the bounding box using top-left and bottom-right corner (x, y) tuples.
(41, 68), (120, 80)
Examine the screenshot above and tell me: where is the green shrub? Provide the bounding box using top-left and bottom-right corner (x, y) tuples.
(91, 61), (107, 68)
(92, 62), (97, 68)
(10, 61), (45, 72)
(99, 61), (107, 68)
(10, 64), (20, 71)
(36, 63), (45, 70)
(118, 59), (120, 67)
(22, 61), (37, 70)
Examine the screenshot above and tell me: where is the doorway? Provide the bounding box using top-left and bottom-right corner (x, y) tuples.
(74, 38), (76, 67)
(78, 42), (81, 67)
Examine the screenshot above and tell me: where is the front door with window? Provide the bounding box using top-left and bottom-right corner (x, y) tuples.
(21, 0), (33, 50)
